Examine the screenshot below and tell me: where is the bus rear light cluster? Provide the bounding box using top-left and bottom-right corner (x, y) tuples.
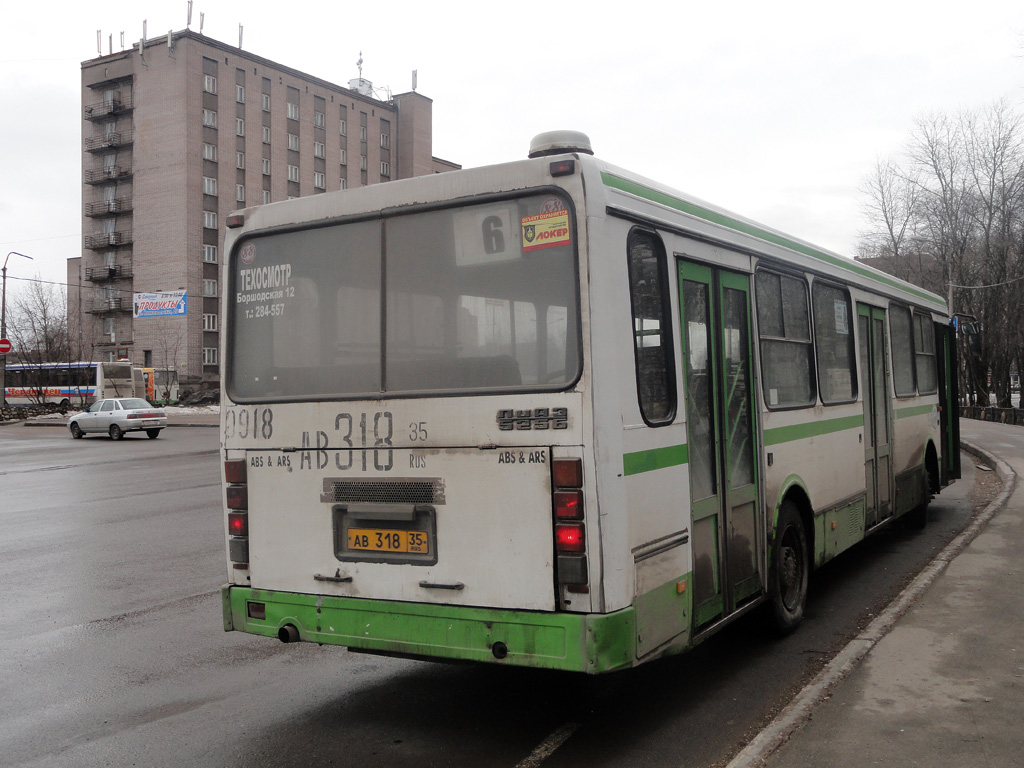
(224, 459), (249, 569)
(552, 458), (588, 591)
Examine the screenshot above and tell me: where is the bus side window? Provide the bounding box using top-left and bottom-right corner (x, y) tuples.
(626, 229), (676, 424)
(890, 305), (915, 397)
(755, 270), (815, 408)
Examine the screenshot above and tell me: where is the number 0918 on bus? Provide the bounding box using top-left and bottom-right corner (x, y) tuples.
(220, 130), (959, 673)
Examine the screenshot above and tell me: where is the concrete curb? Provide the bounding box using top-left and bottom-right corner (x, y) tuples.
(724, 442), (1016, 768)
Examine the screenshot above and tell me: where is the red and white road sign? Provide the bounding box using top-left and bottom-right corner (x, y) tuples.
(0, 338), (12, 354)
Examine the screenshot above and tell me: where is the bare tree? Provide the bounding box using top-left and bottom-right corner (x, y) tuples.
(859, 102), (1024, 406)
(7, 276), (70, 363)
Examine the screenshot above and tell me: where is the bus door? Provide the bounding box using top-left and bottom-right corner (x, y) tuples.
(858, 305), (894, 527)
(679, 262), (761, 630)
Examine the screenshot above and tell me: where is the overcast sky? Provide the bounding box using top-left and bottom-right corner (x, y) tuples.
(2, 0), (1022, 301)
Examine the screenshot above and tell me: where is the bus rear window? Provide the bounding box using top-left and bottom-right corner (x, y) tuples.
(227, 194), (580, 401)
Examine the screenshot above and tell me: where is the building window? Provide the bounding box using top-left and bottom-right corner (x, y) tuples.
(360, 155), (367, 171)
(314, 111), (325, 128)
(262, 126), (271, 144)
(314, 141), (325, 159)
(203, 75), (217, 94)
(287, 165), (299, 182)
(380, 133), (390, 149)
(340, 119), (346, 136)
(203, 244), (218, 263)
(313, 172), (325, 189)
(380, 161), (390, 177)
(203, 143), (218, 162)
(236, 184), (245, 203)
(104, 317), (115, 336)
(360, 126), (367, 142)
(287, 102), (299, 120)
(203, 279), (218, 297)
(340, 149), (347, 165)
(340, 178), (347, 190)
(236, 152), (245, 169)
(262, 93), (270, 111)
(236, 84), (245, 103)
(287, 133), (299, 151)
(203, 176), (218, 196)
(203, 313), (218, 331)
(236, 118), (245, 137)
(203, 347), (219, 366)
(262, 190), (271, 204)
(202, 109), (218, 128)
(204, 210), (218, 229)
(262, 158), (271, 175)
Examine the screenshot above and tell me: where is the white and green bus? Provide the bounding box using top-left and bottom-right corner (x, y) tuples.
(220, 131), (959, 673)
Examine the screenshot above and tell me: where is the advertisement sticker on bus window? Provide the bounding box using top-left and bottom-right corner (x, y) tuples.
(454, 205), (522, 266)
(521, 208), (570, 252)
(834, 300), (849, 335)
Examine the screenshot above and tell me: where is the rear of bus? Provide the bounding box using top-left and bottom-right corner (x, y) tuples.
(220, 151), (628, 672)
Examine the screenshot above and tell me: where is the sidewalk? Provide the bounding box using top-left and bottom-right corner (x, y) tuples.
(730, 432), (1023, 768)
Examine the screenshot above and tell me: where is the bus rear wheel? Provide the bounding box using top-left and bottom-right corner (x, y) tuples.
(768, 500), (808, 634)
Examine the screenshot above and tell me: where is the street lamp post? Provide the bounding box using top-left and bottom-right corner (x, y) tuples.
(1, 251), (34, 410)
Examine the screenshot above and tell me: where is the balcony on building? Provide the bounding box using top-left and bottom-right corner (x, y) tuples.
(85, 166), (133, 185)
(84, 197), (132, 217)
(85, 263), (131, 282)
(85, 130), (134, 152)
(84, 231), (133, 250)
(84, 95), (133, 121)
(86, 297), (128, 314)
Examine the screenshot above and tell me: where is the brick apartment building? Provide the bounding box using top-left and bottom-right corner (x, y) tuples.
(69, 29), (458, 392)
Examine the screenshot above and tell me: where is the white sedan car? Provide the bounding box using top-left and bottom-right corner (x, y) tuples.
(68, 398), (168, 440)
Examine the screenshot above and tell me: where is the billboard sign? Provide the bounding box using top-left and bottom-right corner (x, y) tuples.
(134, 291), (187, 318)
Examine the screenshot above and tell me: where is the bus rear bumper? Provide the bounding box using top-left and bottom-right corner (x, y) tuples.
(221, 585), (635, 674)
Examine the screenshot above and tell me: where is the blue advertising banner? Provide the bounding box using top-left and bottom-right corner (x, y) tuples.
(134, 291), (187, 318)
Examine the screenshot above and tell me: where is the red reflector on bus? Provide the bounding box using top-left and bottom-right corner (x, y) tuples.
(555, 522), (585, 553)
(554, 490), (583, 519)
(228, 511), (248, 536)
(549, 158), (576, 177)
(224, 460), (247, 484)
(226, 213), (245, 228)
(226, 485), (248, 510)
(552, 458), (583, 489)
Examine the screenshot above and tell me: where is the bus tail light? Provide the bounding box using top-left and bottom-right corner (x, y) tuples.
(552, 458), (588, 591)
(225, 459), (249, 569)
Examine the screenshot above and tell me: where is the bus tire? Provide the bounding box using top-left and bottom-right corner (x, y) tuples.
(59, 399), (70, 413)
(109, 424), (123, 441)
(70, 423), (83, 439)
(768, 500), (809, 634)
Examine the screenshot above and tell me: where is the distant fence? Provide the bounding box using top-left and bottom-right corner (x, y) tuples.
(961, 405), (1024, 426)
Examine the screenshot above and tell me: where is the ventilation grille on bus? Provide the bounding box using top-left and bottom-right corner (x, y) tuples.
(321, 478), (446, 506)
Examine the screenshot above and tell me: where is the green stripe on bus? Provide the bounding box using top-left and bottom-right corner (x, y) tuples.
(601, 172), (945, 310)
(763, 414), (864, 446)
(623, 443), (689, 476)
(896, 404), (935, 419)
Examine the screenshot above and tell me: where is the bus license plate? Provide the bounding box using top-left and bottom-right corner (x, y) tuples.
(347, 528), (431, 555)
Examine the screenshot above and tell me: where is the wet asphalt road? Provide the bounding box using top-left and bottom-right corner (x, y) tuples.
(0, 423), (985, 768)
